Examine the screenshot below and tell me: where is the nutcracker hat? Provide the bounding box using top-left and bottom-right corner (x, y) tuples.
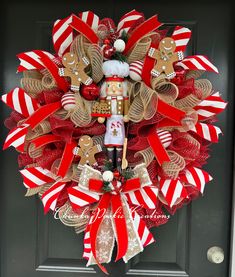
(102, 60), (129, 79)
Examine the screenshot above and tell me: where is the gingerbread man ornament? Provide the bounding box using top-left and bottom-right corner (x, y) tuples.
(73, 135), (102, 166)
(148, 37), (184, 79)
(59, 52), (93, 92)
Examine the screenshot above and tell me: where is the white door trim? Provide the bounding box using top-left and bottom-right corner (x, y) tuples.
(229, 153), (235, 277)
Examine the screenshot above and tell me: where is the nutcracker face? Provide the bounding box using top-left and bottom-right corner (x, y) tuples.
(106, 81), (124, 97)
(79, 135), (93, 148)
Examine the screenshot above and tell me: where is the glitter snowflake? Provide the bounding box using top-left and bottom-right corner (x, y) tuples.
(128, 238), (139, 251)
(96, 250), (109, 262)
(97, 230), (112, 245)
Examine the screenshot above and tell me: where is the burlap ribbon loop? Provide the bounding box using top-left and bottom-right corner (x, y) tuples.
(126, 34), (153, 64)
(152, 78), (179, 104)
(162, 150), (186, 179)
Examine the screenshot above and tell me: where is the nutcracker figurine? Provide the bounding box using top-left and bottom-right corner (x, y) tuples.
(97, 60), (129, 169)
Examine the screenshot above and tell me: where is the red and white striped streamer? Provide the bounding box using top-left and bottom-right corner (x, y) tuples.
(20, 167), (55, 188)
(3, 124), (29, 152)
(1, 87), (39, 117)
(157, 129), (172, 148)
(17, 50), (55, 72)
(124, 186), (158, 209)
(79, 11), (100, 30)
(180, 167), (212, 193)
(194, 92), (227, 120)
(171, 26), (191, 52)
(68, 186), (100, 210)
(117, 10), (144, 36)
(190, 122), (222, 142)
(52, 15), (74, 57)
(41, 180), (67, 213)
(83, 224), (92, 260)
(176, 55), (219, 73)
(132, 211), (155, 247)
(159, 178), (188, 207)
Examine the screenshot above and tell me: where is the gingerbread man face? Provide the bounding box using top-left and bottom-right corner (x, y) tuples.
(79, 135), (93, 149)
(159, 37), (176, 55)
(62, 53), (78, 69)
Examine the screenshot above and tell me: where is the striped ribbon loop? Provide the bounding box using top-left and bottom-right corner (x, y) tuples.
(194, 92), (227, 120)
(117, 9), (144, 36)
(180, 167), (213, 193)
(176, 55), (219, 73)
(52, 15), (74, 57)
(79, 11), (100, 30)
(20, 167), (55, 188)
(17, 50), (55, 72)
(159, 177), (188, 207)
(1, 87), (39, 117)
(171, 26), (191, 52)
(190, 122), (222, 142)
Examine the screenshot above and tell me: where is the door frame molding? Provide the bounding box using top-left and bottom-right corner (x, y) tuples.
(230, 151), (235, 277)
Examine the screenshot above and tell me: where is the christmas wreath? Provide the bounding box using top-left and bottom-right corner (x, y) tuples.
(2, 10), (227, 273)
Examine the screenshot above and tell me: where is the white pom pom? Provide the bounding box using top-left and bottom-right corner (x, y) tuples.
(129, 61), (143, 81)
(114, 39), (126, 53)
(102, 171), (114, 182)
(157, 129), (172, 148)
(61, 93), (76, 111)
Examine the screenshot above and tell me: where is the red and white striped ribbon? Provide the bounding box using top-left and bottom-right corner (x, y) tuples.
(190, 122), (222, 142)
(3, 124), (29, 152)
(1, 87), (39, 117)
(20, 167), (55, 188)
(41, 180), (67, 213)
(171, 26), (191, 52)
(180, 167), (212, 193)
(194, 92), (227, 120)
(124, 186), (158, 209)
(159, 178), (188, 207)
(79, 11), (100, 30)
(83, 224), (92, 260)
(68, 186), (100, 210)
(117, 10), (144, 36)
(157, 129), (172, 148)
(17, 50), (55, 72)
(176, 55), (219, 73)
(132, 211), (155, 247)
(52, 15), (74, 57)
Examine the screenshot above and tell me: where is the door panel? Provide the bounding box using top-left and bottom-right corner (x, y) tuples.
(1, 1), (234, 277)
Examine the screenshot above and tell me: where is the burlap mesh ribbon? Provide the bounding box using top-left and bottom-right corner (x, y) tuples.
(162, 150), (186, 179)
(134, 147), (154, 167)
(174, 79), (212, 115)
(128, 81), (158, 122)
(126, 34), (152, 64)
(21, 69), (59, 98)
(26, 120), (52, 140)
(70, 93), (94, 127)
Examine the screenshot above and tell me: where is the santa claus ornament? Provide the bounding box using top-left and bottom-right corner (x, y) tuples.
(1, 10), (227, 274)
